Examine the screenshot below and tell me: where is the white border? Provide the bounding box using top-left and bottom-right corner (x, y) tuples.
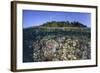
(17, 3), (96, 69)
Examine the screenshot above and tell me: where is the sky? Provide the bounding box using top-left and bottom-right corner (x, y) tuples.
(23, 10), (91, 28)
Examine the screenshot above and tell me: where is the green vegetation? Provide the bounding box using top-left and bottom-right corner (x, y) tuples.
(41, 21), (87, 27)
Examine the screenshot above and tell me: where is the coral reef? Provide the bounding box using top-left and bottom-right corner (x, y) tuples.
(32, 36), (91, 62)
(23, 27), (91, 62)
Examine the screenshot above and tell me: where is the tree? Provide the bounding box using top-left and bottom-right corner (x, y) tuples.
(41, 21), (87, 27)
